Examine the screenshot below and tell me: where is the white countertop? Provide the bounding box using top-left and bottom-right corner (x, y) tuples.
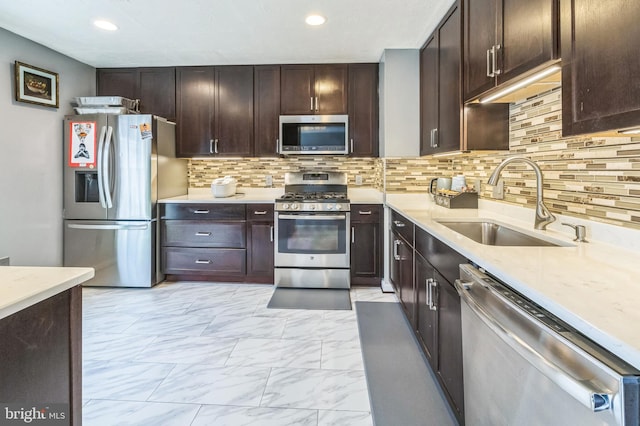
(386, 193), (640, 369)
(160, 187), (384, 204)
(0, 266), (94, 320)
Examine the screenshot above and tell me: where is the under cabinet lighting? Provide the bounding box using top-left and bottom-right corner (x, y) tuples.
(93, 20), (118, 31)
(305, 15), (326, 26)
(479, 65), (561, 103)
(432, 150), (468, 158)
(618, 128), (640, 135)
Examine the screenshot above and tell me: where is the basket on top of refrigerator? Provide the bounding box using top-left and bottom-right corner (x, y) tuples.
(72, 96), (139, 114)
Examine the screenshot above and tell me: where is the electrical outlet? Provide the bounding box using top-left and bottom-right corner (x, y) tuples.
(265, 175), (273, 187)
(355, 175), (363, 185)
(492, 180), (505, 199)
(474, 179), (482, 193)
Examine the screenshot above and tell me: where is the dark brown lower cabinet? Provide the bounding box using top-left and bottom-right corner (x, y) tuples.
(161, 203), (274, 284)
(0, 287), (82, 425)
(351, 204), (383, 286)
(246, 204), (274, 283)
(392, 210), (465, 424)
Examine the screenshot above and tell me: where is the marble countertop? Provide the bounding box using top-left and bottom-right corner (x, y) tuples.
(160, 188), (384, 204)
(386, 193), (640, 370)
(0, 266), (94, 320)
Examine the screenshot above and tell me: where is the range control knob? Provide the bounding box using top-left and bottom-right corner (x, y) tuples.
(282, 203), (289, 210)
(292, 203), (299, 210)
(335, 204), (343, 210)
(326, 204), (334, 210)
(309, 204), (316, 210)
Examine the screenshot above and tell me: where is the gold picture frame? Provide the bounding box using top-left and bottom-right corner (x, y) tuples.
(14, 61), (59, 108)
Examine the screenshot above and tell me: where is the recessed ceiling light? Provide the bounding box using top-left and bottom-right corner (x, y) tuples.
(305, 15), (326, 26)
(93, 20), (118, 31)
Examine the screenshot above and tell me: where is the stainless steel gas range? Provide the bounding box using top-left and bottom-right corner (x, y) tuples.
(274, 172), (350, 289)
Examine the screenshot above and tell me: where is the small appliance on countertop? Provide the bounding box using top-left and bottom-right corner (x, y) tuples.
(211, 176), (238, 198)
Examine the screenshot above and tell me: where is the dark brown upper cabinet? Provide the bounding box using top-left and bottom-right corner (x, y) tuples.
(97, 67), (176, 120)
(281, 64), (348, 115)
(137, 67), (176, 121)
(254, 65), (280, 156)
(420, 3), (463, 155)
(463, 0), (559, 102)
(96, 68), (137, 100)
(176, 66), (253, 157)
(421, 1), (509, 155)
(348, 63), (379, 157)
(561, 0), (640, 136)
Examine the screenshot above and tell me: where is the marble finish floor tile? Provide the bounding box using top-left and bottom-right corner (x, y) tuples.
(83, 400), (200, 426)
(148, 364), (271, 406)
(191, 405), (317, 426)
(226, 338), (322, 369)
(202, 315), (287, 339)
(282, 316), (360, 342)
(321, 340), (365, 371)
(352, 287), (398, 303)
(83, 361), (175, 401)
(83, 332), (157, 361)
(318, 409), (373, 426)
(261, 368), (370, 412)
(122, 313), (213, 336)
(186, 297), (261, 317)
(134, 335), (238, 365)
(83, 312), (142, 334)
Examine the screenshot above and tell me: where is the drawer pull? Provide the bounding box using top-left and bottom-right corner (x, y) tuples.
(195, 232), (212, 236)
(195, 259), (212, 264)
(253, 210), (268, 215)
(193, 209), (210, 214)
(358, 210), (372, 215)
(393, 220), (405, 228)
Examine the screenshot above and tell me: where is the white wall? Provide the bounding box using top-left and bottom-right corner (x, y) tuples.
(378, 49), (420, 157)
(0, 28), (95, 266)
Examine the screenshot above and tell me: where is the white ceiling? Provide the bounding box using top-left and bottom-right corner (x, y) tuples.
(0, 0), (455, 68)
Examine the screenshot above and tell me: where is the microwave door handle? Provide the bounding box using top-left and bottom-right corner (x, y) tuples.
(103, 126), (114, 209)
(96, 125), (107, 208)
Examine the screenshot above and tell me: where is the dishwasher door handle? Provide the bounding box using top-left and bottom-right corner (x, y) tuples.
(456, 279), (615, 414)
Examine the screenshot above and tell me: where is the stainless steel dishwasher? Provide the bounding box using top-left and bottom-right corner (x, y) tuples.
(455, 264), (640, 426)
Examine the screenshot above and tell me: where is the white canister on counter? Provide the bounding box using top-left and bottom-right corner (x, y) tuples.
(451, 175), (466, 192)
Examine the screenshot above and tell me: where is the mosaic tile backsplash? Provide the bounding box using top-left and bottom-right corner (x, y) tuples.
(189, 87), (640, 229)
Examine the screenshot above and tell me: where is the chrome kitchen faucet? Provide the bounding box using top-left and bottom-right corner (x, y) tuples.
(488, 156), (556, 230)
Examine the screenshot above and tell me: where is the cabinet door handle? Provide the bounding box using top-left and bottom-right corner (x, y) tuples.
(426, 278), (433, 307)
(393, 239), (400, 260)
(315, 96), (319, 111)
(310, 97), (314, 111)
(430, 129), (435, 148)
(195, 232), (212, 236)
(209, 139), (215, 154)
(253, 210), (267, 215)
(393, 220), (405, 228)
(432, 128), (438, 148)
(195, 259), (212, 264)
(193, 209), (210, 214)
(214, 139), (219, 154)
(276, 138), (279, 154)
(493, 44), (501, 75)
(351, 227), (355, 244)
(358, 210), (372, 215)
(350, 138), (354, 154)
(429, 279), (438, 311)
(270, 225), (274, 242)
(486, 48), (493, 77)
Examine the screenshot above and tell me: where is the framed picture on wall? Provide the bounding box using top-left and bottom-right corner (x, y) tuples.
(14, 61), (59, 108)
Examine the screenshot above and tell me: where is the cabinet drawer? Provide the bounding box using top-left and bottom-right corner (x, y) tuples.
(163, 247), (246, 275)
(391, 210), (414, 246)
(415, 226), (467, 285)
(351, 204), (382, 223)
(162, 221), (246, 248)
(161, 203), (246, 220)
(247, 204), (274, 221)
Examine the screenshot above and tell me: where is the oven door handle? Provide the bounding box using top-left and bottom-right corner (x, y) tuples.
(277, 214), (347, 220)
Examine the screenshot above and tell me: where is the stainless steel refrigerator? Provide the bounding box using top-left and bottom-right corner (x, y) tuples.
(63, 114), (187, 287)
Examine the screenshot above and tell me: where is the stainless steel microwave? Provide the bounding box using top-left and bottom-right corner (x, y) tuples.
(279, 115), (349, 155)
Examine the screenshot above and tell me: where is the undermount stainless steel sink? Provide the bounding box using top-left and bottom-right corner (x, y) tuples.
(436, 220), (570, 247)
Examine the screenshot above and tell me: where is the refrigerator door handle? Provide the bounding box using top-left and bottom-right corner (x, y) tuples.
(103, 126), (114, 209)
(96, 125), (108, 208)
(67, 223), (149, 231)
